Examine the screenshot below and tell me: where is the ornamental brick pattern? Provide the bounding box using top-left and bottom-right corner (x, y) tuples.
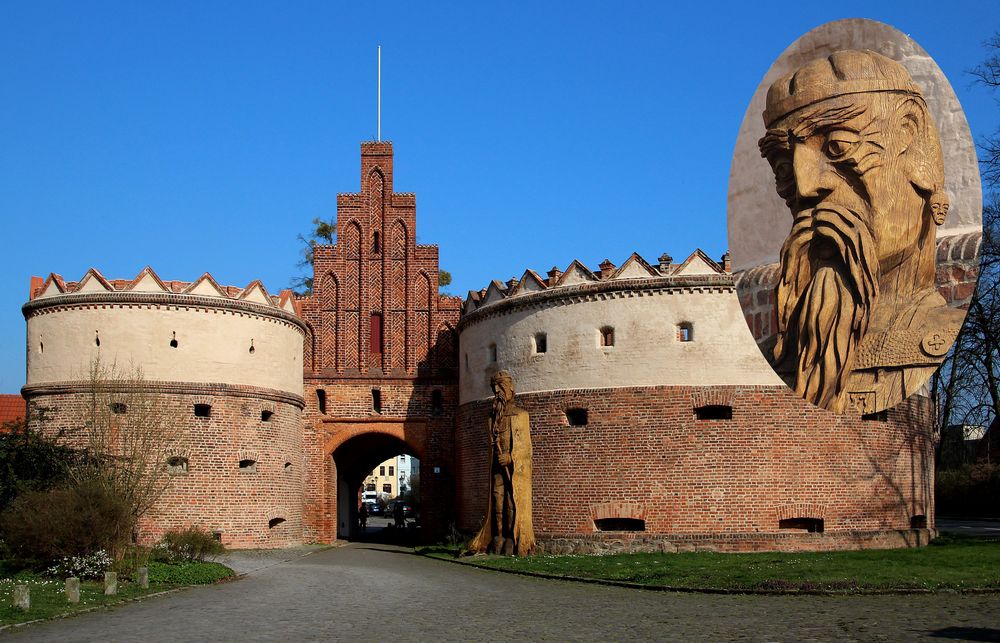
(297, 142), (461, 543)
(456, 385), (935, 553)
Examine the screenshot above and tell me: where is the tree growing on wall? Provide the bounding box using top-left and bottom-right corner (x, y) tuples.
(292, 216), (336, 296)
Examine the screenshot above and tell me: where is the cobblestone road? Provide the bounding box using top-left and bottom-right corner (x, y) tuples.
(8, 544), (1000, 641)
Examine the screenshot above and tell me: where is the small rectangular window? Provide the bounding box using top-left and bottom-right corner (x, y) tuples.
(779, 517), (824, 532)
(366, 483), (376, 491)
(695, 405), (732, 420)
(389, 466), (394, 476)
(600, 327), (614, 347)
(488, 343), (497, 363)
(380, 466), (385, 476)
(261, 410), (273, 422)
(372, 389), (382, 414)
(862, 410), (888, 422)
(194, 404), (212, 418)
(677, 323), (693, 342)
(534, 333), (547, 354)
(316, 389), (327, 415)
(382, 483), (392, 493)
(110, 402), (127, 414)
(566, 408), (588, 426)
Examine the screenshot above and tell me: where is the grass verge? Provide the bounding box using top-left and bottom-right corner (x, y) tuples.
(417, 534), (1000, 593)
(0, 560), (235, 626)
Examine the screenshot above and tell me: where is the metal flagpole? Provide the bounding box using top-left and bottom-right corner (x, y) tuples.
(377, 46), (381, 142)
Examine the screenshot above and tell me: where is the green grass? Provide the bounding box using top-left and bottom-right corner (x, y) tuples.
(0, 561), (235, 627)
(422, 535), (1000, 593)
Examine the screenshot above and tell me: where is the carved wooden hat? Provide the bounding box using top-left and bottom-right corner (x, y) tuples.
(763, 50), (924, 128)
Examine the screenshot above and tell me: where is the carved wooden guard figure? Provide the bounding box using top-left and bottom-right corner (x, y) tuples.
(469, 370), (535, 556)
(758, 50), (965, 413)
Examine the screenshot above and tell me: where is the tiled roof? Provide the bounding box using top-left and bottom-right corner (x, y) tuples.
(0, 394), (26, 429)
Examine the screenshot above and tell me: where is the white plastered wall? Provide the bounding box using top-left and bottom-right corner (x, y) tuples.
(27, 304), (303, 396)
(459, 287), (782, 403)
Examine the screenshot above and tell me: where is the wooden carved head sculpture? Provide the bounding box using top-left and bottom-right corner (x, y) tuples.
(758, 50), (964, 413)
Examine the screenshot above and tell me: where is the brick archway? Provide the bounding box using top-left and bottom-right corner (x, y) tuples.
(316, 418), (430, 542)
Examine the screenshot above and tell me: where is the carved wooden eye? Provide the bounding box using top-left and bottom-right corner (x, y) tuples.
(824, 130), (861, 160)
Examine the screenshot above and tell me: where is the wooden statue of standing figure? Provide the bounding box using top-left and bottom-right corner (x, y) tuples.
(469, 370), (535, 556)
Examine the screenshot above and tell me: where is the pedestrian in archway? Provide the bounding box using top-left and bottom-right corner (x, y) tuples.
(393, 501), (405, 529)
(359, 502), (369, 531)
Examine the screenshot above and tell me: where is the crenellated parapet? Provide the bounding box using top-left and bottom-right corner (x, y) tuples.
(461, 249), (730, 323)
(23, 266), (305, 397)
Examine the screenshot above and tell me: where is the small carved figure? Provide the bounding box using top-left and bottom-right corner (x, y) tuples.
(930, 190), (950, 226)
(469, 371), (535, 556)
(758, 50), (965, 413)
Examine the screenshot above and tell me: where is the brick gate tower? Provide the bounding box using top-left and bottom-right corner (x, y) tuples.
(298, 141), (461, 542)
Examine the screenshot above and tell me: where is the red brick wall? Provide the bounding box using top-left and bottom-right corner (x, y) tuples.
(26, 384), (304, 549)
(296, 142), (460, 543)
(456, 385), (935, 552)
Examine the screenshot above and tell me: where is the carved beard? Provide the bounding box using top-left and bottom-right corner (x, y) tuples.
(491, 392), (508, 433)
(773, 205), (880, 412)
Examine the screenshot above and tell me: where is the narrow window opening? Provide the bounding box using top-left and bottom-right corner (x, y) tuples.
(677, 323), (693, 342)
(261, 409), (273, 422)
(166, 456), (189, 475)
(268, 517), (286, 529)
(600, 326), (615, 347)
(779, 517), (824, 532)
(370, 313), (383, 354)
(389, 466), (394, 476)
(239, 458), (257, 472)
(95, 331), (101, 347)
(249, 339), (255, 354)
(534, 333), (547, 354)
(284, 461), (292, 470)
(316, 389), (327, 415)
(595, 518), (645, 532)
(194, 403), (212, 418)
(372, 388), (382, 414)
(380, 465), (386, 476)
(110, 402), (127, 414)
(170, 331), (178, 348)
(431, 389), (444, 415)
(862, 410), (888, 422)
(372, 231), (381, 254)
(910, 515), (928, 529)
(211, 532), (222, 541)
(488, 343), (497, 363)
(464, 353), (469, 371)
(39, 337), (43, 354)
(695, 405), (732, 420)
(566, 408), (588, 426)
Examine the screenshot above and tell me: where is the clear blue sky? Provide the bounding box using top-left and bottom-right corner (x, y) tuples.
(2, 1), (998, 392)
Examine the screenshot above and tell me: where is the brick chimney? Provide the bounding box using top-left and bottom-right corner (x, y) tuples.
(546, 266), (562, 286)
(658, 253), (673, 274)
(598, 259), (616, 280)
(721, 251), (732, 273)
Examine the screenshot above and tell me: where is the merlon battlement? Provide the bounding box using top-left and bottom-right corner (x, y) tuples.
(463, 249), (730, 314)
(28, 267), (299, 316)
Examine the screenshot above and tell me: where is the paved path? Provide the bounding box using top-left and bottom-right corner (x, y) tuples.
(937, 518), (1000, 538)
(8, 544), (1000, 641)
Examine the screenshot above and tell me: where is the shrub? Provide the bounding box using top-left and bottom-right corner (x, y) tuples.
(45, 550), (113, 580)
(0, 479), (131, 564)
(156, 527), (225, 562)
(0, 421), (77, 513)
(936, 463), (1000, 517)
(147, 560), (234, 584)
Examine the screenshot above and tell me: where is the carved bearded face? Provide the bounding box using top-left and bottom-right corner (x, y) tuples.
(757, 50), (945, 412)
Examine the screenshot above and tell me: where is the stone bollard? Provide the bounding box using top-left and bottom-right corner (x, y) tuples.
(65, 577), (81, 603)
(137, 567), (149, 589)
(13, 584), (29, 610)
(104, 571), (118, 596)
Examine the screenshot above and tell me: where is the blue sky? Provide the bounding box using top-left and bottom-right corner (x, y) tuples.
(1, 1), (998, 392)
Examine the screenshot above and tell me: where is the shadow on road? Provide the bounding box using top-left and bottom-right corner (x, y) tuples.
(928, 626), (1000, 641)
(348, 517), (421, 547)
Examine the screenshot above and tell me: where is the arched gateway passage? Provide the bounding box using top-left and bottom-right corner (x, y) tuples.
(322, 419), (437, 541)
